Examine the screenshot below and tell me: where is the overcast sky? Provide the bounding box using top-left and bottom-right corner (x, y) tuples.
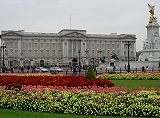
(0, 0), (160, 51)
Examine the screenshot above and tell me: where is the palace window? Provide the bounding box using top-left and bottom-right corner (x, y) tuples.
(92, 50), (94, 56)
(87, 44), (89, 48)
(40, 50), (44, 56)
(52, 50), (55, 56)
(92, 44), (94, 49)
(107, 44), (110, 48)
(52, 43), (55, 48)
(58, 50), (61, 57)
(22, 43), (25, 48)
(112, 44), (114, 48)
(34, 50), (38, 56)
(29, 43), (31, 48)
(26, 43), (28, 49)
(35, 43), (37, 48)
(97, 50), (99, 57)
(97, 44), (100, 49)
(28, 50), (32, 56)
(68, 50), (72, 57)
(40, 43), (43, 48)
(58, 43), (61, 49)
(46, 50), (49, 56)
(46, 43), (49, 48)
(117, 44), (119, 49)
(102, 44), (105, 49)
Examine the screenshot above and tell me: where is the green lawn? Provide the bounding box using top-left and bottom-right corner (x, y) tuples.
(0, 80), (159, 118)
(111, 80), (160, 89)
(0, 107), (146, 118)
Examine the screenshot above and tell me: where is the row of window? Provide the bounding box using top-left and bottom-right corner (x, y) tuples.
(89, 44), (120, 49)
(6, 50), (133, 58)
(21, 42), (61, 49)
(5, 41), (61, 49)
(89, 43), (133, 49)
(6, 50), (61, 57)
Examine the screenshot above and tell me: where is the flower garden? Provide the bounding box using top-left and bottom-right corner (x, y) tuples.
(0, 73), (160, 117)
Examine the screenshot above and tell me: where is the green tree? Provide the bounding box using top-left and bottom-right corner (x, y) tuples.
(86, 66), (96, 79)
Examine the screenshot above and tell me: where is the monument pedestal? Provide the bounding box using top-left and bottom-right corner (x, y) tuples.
(96, 63), (113, 73)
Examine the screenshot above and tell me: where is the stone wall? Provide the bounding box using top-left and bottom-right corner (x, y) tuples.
(114, 61), (160, 70)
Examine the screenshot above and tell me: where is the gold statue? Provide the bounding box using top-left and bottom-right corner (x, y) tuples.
(148, 4), (157, 23)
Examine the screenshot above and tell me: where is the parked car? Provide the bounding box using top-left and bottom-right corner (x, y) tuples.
(49, 67), (63, 72)
(35, 67), (48, 72)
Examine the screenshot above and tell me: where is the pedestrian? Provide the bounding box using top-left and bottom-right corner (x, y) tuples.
(146, 66), (148, 72)
(73, 68), (77, 76)
(11, 66), (14, 73)
(33, 66), (36, 73)
(21, 66), (24, 73)
(113, 65), (116, 71)
(27, 65), (30, 72)
(141, 66), (145, 72)
(124, 64), (126, 70)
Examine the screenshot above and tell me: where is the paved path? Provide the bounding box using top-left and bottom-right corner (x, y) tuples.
(1, 67), (160, 76)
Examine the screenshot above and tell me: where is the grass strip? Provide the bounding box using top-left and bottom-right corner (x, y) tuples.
(0, 107), (147, 118)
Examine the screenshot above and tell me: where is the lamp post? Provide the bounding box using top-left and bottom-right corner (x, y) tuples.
(98, 49), (103, 64)
(20, 52), (23, 66)
(78, 50), (81, 75)
(92, 58), (95, 66)
(1, 43), (6, 73)
(85, 49), (89, 65)
(125, 41), (131, 72)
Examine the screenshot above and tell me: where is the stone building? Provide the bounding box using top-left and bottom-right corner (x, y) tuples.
(0, 29), (136, 67)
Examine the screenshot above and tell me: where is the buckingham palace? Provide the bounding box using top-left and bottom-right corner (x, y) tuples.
(0, 29), (136, 67)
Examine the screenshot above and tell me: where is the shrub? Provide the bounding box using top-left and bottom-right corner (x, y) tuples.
(86, 66), (96, 79)
(5, 83), (22, 91)
(108, 70), (116, 74)
(51, 71), (57, 74)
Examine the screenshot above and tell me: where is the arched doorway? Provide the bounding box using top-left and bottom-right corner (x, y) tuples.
(9, 60), (18, 67)
(72, 58), (78, 66)
(40, 60), (44, 66)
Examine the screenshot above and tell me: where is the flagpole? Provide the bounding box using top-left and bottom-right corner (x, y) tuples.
(70, 15), (71, 30)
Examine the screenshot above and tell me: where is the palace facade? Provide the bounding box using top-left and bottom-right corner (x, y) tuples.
(0, 29), (136, 67)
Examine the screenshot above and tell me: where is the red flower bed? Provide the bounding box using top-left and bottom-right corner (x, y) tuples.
(0, 75), (114, 87)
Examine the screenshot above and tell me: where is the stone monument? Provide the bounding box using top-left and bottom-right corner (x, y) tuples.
(139, 4), (160, 61)
(96, 53), (119, 73)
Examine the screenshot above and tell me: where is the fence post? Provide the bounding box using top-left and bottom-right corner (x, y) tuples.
(120, 68), (121, 73)
(106, 68), (107, 73)
(66, 71), (67, 75)
(152, 67), (153, 72)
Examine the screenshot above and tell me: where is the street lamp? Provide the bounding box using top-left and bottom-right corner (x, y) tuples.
(20, 52), (23, 66)
(85, 49), (89, 65)
(78, 50), (81, 74)
(1, 43), (6, 73)
(98, 49), (103, 64)
(85, 49), (89, 57)
(92, 58), (95, 66)
(125, 41), (131, 72)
